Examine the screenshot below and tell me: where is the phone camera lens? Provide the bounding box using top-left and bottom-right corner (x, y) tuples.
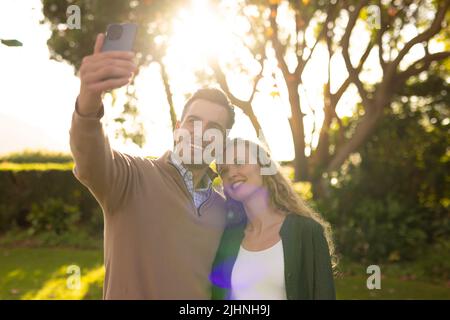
(107, 24), (123, 40)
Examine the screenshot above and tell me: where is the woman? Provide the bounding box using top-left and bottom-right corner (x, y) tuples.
(210, 138), (336, 300)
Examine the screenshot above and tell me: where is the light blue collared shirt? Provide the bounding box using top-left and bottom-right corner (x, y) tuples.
(169, 152), (215, 209)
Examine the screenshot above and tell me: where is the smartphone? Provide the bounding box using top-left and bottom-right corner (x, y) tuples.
(101, 23), (137, 52)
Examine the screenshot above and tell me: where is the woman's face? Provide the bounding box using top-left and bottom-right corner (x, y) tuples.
(218, 144), (264, 202)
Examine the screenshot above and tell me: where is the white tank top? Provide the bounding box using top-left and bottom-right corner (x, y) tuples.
(230, 240), (287, 300)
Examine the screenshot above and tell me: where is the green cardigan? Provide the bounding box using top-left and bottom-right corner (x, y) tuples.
(210, 213), (336, 300)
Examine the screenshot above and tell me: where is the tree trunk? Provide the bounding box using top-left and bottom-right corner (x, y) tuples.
(310, 88), (334, 198)
(326, 104), (383, 172)
(287, 82), (308, 181)
(312, 85), (333, 177)
(158, 61), (177, 131)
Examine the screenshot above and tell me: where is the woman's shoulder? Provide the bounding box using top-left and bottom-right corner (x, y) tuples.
(284, 213), (324, 234)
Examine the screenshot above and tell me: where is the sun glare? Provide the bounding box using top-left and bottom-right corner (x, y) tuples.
(167, 0), (234, 68)
(162, 0), (340, 161)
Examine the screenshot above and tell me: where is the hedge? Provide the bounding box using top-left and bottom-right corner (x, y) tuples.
(0, 164), (100, 233)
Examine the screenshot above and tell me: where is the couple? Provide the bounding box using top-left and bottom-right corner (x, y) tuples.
(70, 33), (335, 300)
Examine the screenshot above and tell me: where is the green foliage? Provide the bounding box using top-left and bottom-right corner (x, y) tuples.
(0, 168), (101, 234)
(320, 194), (431, 262)
(0, 150), (73, 163)
(0, 196), (102, 248)
(26, 198), (81, 235)
(0, 228), (101, 249)
(0, 163), (73, 171)
(317, 72), (449, 263)
(416, 239), (450, 281)
(41, 0), (187, 70)
(41, 0), (188, 147)
(0, 204), (17, 232)
(0, 159), (105, 248)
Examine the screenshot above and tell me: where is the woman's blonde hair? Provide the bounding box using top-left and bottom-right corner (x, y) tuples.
(220, 138), (337, 268)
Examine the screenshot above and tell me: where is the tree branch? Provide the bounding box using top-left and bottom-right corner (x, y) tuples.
(211, 60), (247, 107)
(154, 58), (177, 130)
(210, 58), (266, 138)
(295, 3), (338, 77)
(295, 29), (322, 77)
(387, 1), (449, 76)
(269, 4), (290, 79)
(332, 38), (373, 104)
(376, 3), (387, 72)
(398, 51), (450, 82)
(248, 56), (265, 104)
(295, 11), (304, 62)
(341, 0), (371, 108)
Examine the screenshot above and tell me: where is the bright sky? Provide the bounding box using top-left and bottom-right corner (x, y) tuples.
(0, 0), (433, 161)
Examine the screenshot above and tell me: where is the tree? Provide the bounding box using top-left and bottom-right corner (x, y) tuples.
(317, 65), (449, 261)
(42, 0), (450, 194)
(208, 2), (268, 144)
(334, 0), (450, 174)
(41, 0), (185, 146)
(236, 0), (449, 190)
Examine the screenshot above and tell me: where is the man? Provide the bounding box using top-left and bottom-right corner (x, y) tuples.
(70, 34), (235, 299)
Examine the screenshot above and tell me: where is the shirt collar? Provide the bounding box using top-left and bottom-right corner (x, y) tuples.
(169, 151), (217, 188)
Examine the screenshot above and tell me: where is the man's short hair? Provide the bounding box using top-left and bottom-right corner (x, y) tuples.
(181, 87), (235, 130)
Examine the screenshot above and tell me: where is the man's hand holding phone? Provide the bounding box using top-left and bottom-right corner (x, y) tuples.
(77, 33), (137, 117)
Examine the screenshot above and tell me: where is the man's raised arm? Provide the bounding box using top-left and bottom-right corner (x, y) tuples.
(69, 34), (138, 213)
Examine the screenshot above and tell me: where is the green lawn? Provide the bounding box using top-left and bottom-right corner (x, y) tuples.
(335, 276), (450, 299)
(0, 247), (449, 300)
(0, 247), (103, 299)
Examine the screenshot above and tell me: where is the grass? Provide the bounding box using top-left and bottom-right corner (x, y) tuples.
(0, 247), (449, 300)
(0, 247), (103, 300)
(335, 262), (450, 299)
(335, 276), (450, 300)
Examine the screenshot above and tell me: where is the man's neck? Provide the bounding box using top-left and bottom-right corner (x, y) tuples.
(184, 164), (210, 189)
(170, 150), (212, 189)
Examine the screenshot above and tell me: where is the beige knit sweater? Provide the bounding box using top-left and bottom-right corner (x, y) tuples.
(69, 103), (227, 299)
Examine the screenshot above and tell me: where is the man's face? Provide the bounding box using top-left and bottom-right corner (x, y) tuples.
(174, 99), (229, 166)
